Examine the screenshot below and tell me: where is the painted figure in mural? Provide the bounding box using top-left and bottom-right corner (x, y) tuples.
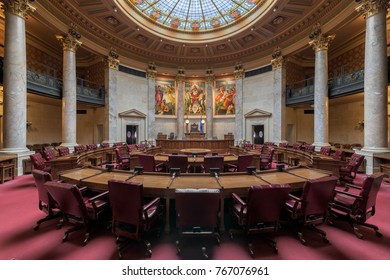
(215, 82), (236, 115)
(184, 83), (206, 115)
(155, 83), (176, 115)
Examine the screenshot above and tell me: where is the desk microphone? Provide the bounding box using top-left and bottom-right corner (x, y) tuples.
(210, 168), (220, 179)
(170, 168), (180, 180)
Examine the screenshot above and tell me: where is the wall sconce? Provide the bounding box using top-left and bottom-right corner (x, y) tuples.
(26, 121), (32, 128)
(355, 120), (364, 130)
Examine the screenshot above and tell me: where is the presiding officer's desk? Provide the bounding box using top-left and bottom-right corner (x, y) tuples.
(59, 165), (332, 232)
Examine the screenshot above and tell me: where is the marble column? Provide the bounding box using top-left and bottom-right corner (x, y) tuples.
(205, 69), (214, 139)
(103, 49), (119, 145)
(309, 23), (335, 148)
(147, 63), (157, 144)
(234, 64), (244, 143)
(0, 0), (35, 175)
(176, 68), (185, 139)
(356, 0), (389, 173)
(56, 24), (82, 150)
(271, 47), (287, 145)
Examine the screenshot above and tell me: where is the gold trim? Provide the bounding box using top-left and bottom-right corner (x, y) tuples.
(56, 23), (82, 52)
(356, 0), (389, 18)
(271, 47), (285, 69)
(1, 0), (35, 19)
(234, 64), (244, 80)
(308, 23), (335, 52)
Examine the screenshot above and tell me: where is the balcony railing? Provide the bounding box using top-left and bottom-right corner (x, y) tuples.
(0, 57), (104, 106)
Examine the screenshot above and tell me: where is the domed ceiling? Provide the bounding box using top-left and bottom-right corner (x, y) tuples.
(23, 0), (362, 73)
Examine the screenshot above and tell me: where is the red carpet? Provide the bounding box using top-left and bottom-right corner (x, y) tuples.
(1, 174), (390, 260)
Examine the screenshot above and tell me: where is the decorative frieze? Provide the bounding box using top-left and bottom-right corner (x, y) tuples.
(1, 0), (35, 19)
(205, 68), (214, 84)
(308, 22), (335, 52)
(146, 62), (157, 79)
(176, 67), (185, 82)
(56, 23), (82, 53)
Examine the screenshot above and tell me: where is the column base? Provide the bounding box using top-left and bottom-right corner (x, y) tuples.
(358, 147), (390, 174)
(60, 142), (78, 153)
(312, 142), (330, 152)
(0, 148), (35, 176)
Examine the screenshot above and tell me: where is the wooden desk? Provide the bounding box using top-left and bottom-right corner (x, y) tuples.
(155, 139), (234, 154)
(185, 132), (205, 139)
(59, 166), (330, 233)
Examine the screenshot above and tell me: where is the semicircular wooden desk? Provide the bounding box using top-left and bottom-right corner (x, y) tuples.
(58, 165), (332, 232)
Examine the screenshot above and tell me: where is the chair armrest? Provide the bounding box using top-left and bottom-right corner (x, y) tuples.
(232, 193), (246, 206)
(78, 186), (88, 193)
(334, 189), (362, 200)
(288, 193), (302, 202)
(143, 197), (161, 212)
(88, 191), (109, 203)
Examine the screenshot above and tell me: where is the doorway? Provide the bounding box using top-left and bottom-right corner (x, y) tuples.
(126, 125), (138, 144)
(253, 125), (264, 144)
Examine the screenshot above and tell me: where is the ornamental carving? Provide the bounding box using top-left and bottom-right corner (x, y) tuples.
(176, 67), (185, 82)
(308, 23), (335, 52)
(355, 0), (389, 18)
(234, 64), (244, 80)
(271, 47), (285, 69)
(205, 68), (214, 84)
(105, 48), (120, 70)
(146, 63), (157, 79)
(1, 0), (35, 19)
(56, 23), (82, 52)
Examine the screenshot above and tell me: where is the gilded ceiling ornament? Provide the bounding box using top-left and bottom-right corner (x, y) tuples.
(56, 23), (82, 53)
(308, 23), (335, 52)
(1, 0), (35, 19)
(234, 64), (244, 80)
(271, 47), (285, 69)
(355, 0), (389, 18)
(146, 63), (157, 79)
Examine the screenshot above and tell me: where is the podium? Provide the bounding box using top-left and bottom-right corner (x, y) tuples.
(185, 132), (205, 139)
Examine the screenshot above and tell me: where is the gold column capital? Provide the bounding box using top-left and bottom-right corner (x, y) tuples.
(271, 47), (285, 69)
(176, 67), (185, 82)
(205, 68), (214, 84)
(308, 23), (335, 52)
(234, 64), (244, 80)
(146, 62), (157, 79)
(105, 48), (120, 70)
(56, 23), (82, 52)
(1, 0), (35, 19)
(356, 0), (389, 18)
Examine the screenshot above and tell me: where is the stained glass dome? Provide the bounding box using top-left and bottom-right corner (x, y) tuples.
(128, 0), (262, 32)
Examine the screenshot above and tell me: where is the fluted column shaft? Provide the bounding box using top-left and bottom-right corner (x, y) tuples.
(2, 1), (35, 152)
(176, 69), (185, 139)
(206, 72), (214, 139)
(234, 65), (244, 143)
(56, 25), (82, 148)
(147, 65), (157, 143)
(309, 23), (335, 148)
(359, 1), (389, 151)
(104, 52), (119, 144)
(271, 49), (286, 144)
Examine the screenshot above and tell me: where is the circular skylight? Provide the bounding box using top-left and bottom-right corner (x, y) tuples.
(129, 0), (261, 32)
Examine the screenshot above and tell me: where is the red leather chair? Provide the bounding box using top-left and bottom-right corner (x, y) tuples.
(138, 154), (165, 172)
(127, 144), (137, 153)
(44, 181), (109, 246)
(202, 156), (224, 173)
(175, 188), (221, 259)
(168, 155), (189, 173)
(136, 144), (145, 150)
(305, 145), (315, 153)
(30, 152), (51, 172)
(259, 148), (275, 170)
(108, 179), (162, 258)
(230, 184), (291, 257)
(254, 144), (264, 153)
(74, 145), (85, 153)
(283, 176), (339, 245)
(86, 144), (97, 151)
(100, 142), (110, 148)
(115, 148), (130, 170)
(32, 170), (60, 230)
(43, 149), (57, 161)
(320, 146), (331, 156)
(227, 154), (253, 172)
(339, 153), (365, 184)
(333, 149), (346, 161)
(278, 142), (288, 148)
(292, 143), (303, 150)
(57, 147), (70, 156)
(329, 173), (384, 239)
